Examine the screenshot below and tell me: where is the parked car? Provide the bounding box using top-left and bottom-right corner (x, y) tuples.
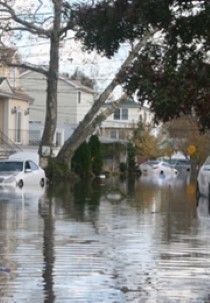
(0, 158), (46, 187)
(169, 158), (191, 172)
(139, 160), (178, 177)
(139, 160), (155, 175)
(197, 155), (210, 199)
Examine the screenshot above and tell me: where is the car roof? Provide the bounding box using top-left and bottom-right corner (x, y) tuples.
(8, 152), (39, 165)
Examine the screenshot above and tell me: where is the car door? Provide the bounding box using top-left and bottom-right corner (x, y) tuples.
(24, 160), (35, 185)
(199, 157), (210, 196)
(28, 160), (41, 185)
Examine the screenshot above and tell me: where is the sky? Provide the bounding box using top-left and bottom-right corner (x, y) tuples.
(4, 0), (130, 97)
(18, 32), (130, 96)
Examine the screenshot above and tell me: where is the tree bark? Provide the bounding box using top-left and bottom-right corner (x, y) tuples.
(56, 94), (128, 168)
(38, 0), (61, 156)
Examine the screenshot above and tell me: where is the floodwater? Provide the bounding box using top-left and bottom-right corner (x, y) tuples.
(0, 172), (210, 302)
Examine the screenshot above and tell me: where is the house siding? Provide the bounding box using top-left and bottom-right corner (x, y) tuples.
(20, 72), (46, 123)
(8, 99), (29, 145)
(100, 102), (154, 141)
(20, 71), (94, 126)
(57, 79), (77, 124)
(76, 91), (93, 124)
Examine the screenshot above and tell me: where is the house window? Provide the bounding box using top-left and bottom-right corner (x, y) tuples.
(139, 114), (143, 122)
(119, 130), (125, 139)
(113, 108), (128, 120)
(114, 109), (120, 120)
(15, 110), (22, 143)
(122, 109), (128, 120)
(110, 130), (117, 139)
(56, 131), (62, 146)
(78, 91), (81, 104)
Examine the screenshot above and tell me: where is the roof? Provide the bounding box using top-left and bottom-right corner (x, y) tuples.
(61, 78), (94, 94)
(0, 88), (33, 102)
(103, 99), (141, 109)
(0, 77), (7, 85)
(0, 77), (33, 102)
(20, 70), (94, 94)
(9, 152), (39, 165)
(98, 136), (128, 144)
(13, 87), (34, 103)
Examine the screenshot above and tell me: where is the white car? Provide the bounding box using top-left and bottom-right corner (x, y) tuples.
(0, 158), (46, 187)
(197, 156), (210, 199)
(169, 158), (191, 172)
(139, 160), (178, 177)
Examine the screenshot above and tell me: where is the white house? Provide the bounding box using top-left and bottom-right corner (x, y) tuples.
(98, 99), (154, 171)
(19, 70), (95, 146)
(99, 99), (154, 141)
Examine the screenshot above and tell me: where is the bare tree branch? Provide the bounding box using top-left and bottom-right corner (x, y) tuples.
(0, 1), (52, 37)
(4, 62), (49, 76)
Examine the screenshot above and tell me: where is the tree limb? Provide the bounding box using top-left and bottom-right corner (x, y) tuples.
(70, 29), (156, 135)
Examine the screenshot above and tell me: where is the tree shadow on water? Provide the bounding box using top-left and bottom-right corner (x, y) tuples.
(45, 178), (103, 221)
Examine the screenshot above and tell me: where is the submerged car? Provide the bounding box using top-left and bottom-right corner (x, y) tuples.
(139, 160), (178, 177)
(0, 159), (46, 187)
(197, 156), (210, 199)
(169, 158), (191, 172)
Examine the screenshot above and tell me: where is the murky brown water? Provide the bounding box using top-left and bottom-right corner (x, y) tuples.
(0, 172), (209, 302)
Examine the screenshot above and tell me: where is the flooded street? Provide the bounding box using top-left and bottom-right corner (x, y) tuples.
(0, 172), (210, 302)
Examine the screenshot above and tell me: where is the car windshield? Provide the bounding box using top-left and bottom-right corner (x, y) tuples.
(147, 160), (159, 165)
(162, 162), (170, 167)
(0, 161), (23, 172)
(169, 159), (178, 165)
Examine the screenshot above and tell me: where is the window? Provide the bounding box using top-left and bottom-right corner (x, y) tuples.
(0, 161), (23, 171)
(28, 161), (39, 170)
(122, 109), (128, 120)
(15, 110), (22, 143)
(110, 130), (117, 138)
(119, 130), (125, 139)
(113, 108), (128, 120)
(114, 109), (120, 120)
(78, 91), (81, 104)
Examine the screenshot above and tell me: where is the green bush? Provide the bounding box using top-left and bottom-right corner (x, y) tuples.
(71, 141), (92, 178)
(45, 157), (77, 181)
(88, 135), (103, 175)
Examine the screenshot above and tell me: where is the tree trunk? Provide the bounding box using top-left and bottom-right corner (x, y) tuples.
(56, 94), (128, 168)
(38, 0), (61, 157)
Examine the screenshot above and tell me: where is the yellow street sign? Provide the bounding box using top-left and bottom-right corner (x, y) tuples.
(187, 145), (196, 155)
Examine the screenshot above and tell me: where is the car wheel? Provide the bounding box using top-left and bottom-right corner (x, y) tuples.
(40, 178), (45, 187)
(18, 180), (24, 188)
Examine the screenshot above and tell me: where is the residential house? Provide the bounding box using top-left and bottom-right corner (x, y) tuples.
(0, 47), (33, 158)
(19, 70), (95, 148)
(100, 99), (154, 141)
(99, 99), (154, 171)
(0, 77), (33, 148)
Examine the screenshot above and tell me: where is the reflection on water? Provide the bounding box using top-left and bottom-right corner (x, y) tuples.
(0, 174), (210, 302)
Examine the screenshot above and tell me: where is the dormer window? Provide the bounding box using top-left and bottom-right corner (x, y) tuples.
(114, 108), (128, 120)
